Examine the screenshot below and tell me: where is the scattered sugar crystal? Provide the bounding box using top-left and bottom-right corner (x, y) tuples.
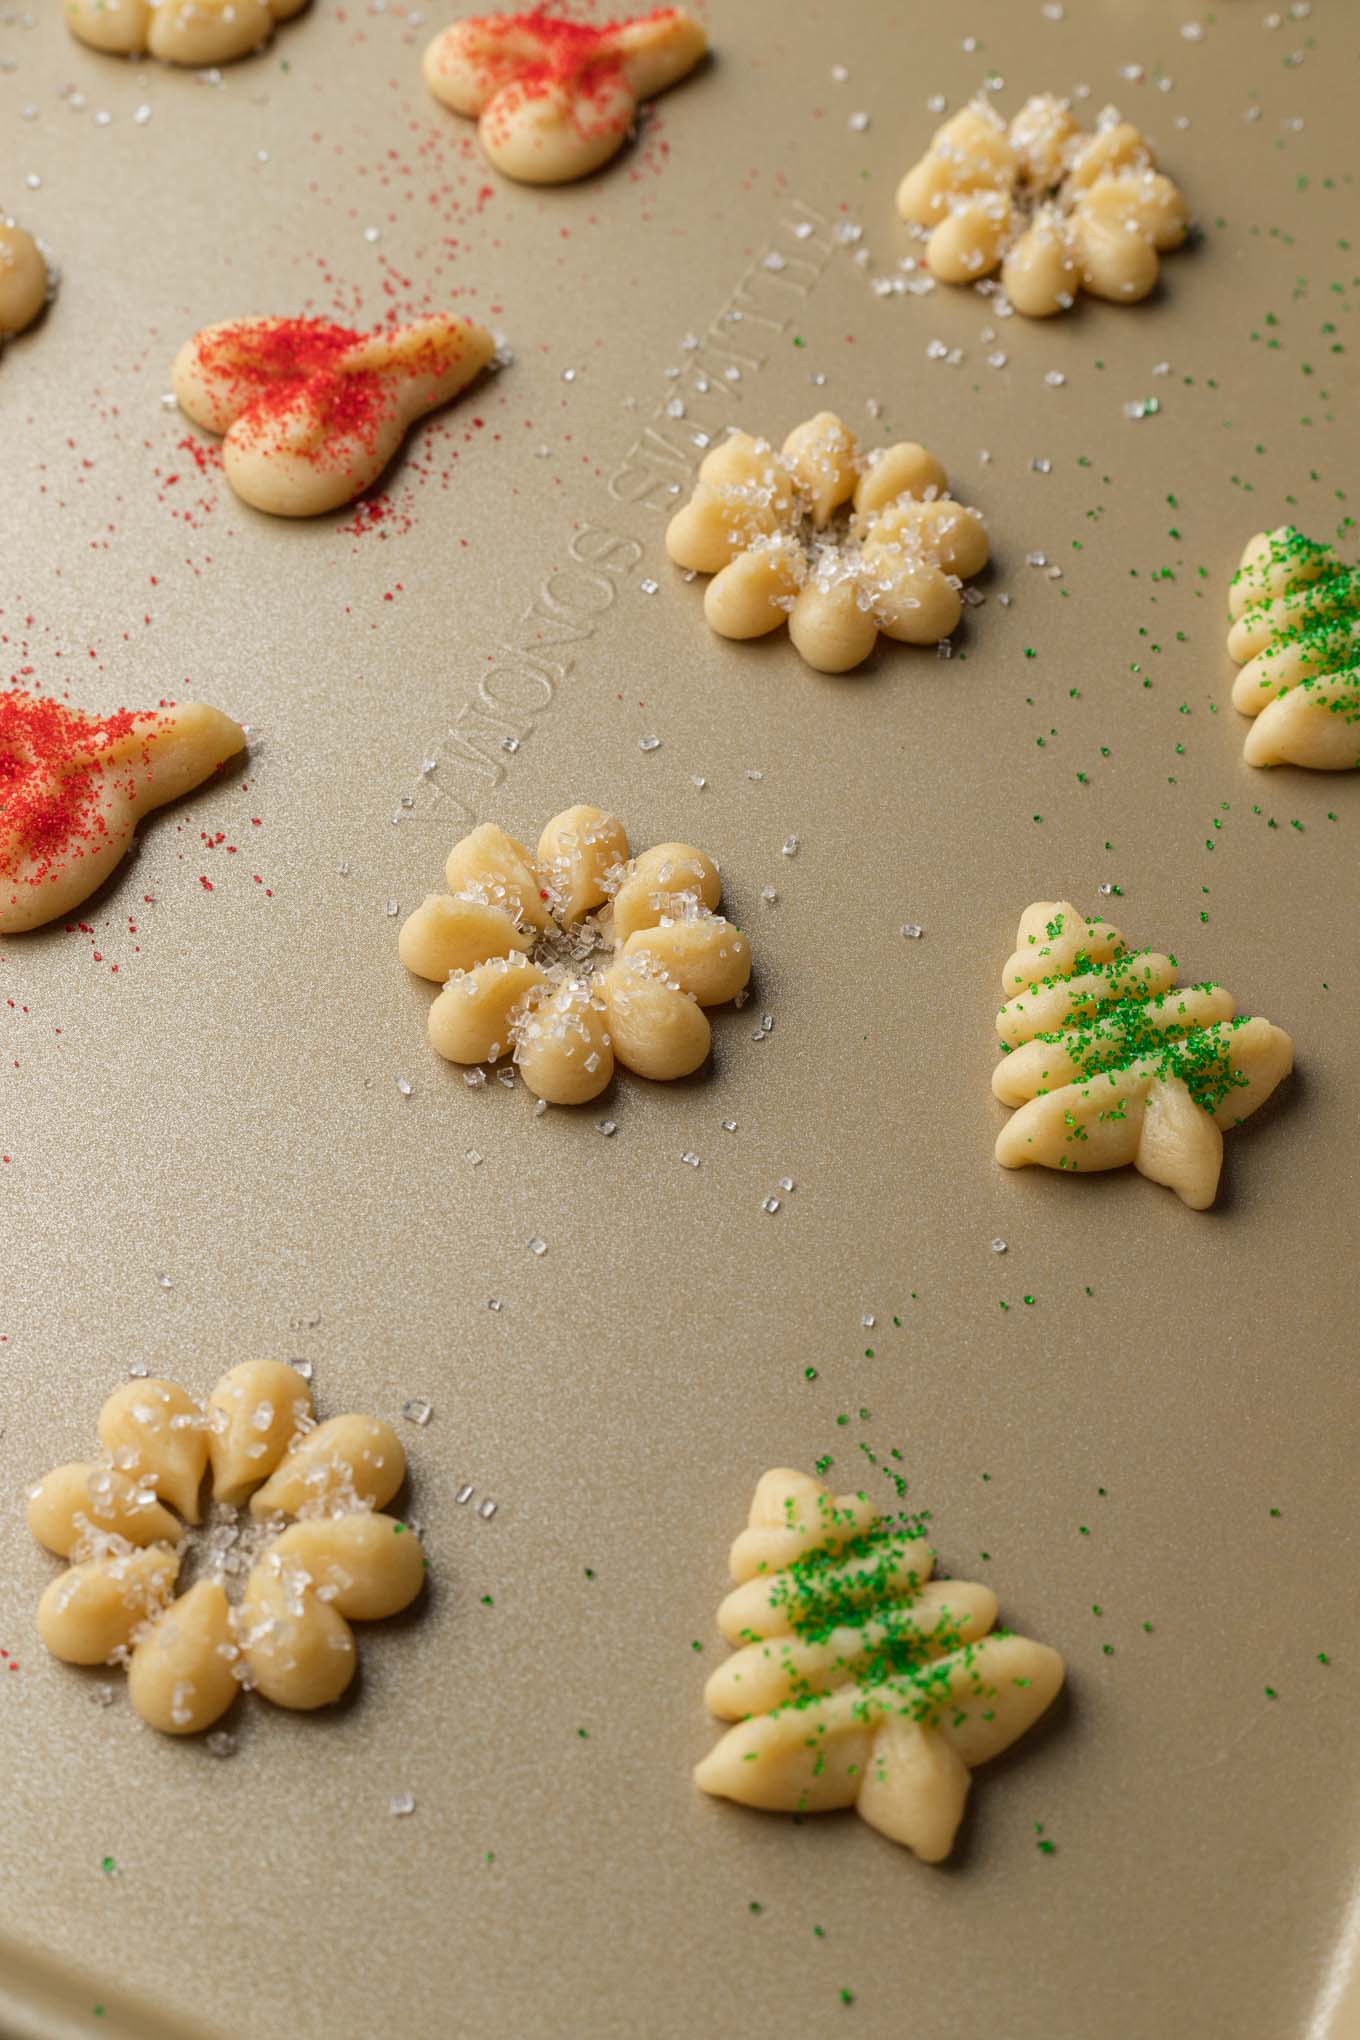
(90, 1683), (115, 1708)
(562, 368), (577, 382)
(134, 103), (151, 123)
(533, 1098), (548, 1117)
(403, 1398), (433, 1428)
(501, 736), (520, 754)
(206, 1730), (237, 1758)
(778, 1176), (795, 1193)
(746, 768), (763, 781)
(487, 1299), (502, 1312)
(761, 886), (778, 905)
(639, 578), (659, 595)
(385, 898), (398, 916)
(639, 734), (662, 752)
(681, 1151), (701, 1167)
(927, 92), (946, 112)
(1097, 881), (1119, 897)
(1180, 20), (1204, 38)
(390, 1792), (416, 1817)
(987, 351), (1008, 370)
(1124, 397), (1160, 420)
(862, 1313), (876, 1328)
(722, 1119), (738, 1133)
(901, 923), (924, 940)
(830, 63), (848, 81)
(477, 1498), (498, 1520)
(363, 225), (380, 243)
(456, 1483), (475, 1504)
(791, 222), (814, 240)
(463, 1068), (487, 1088)
(155, 1272), (172, 1290)
(528, 1236), (548, 1256)
(936, 640), (954, 660)
(762, 1196), (781, 1215)
(395, 1076), (413, 1097)
(419, 755), (437, 776)
(782, 835), (798, 857)
(1045, 371), (1066, 388)
(763, 251), (787, 272)
(992, 1238), (1007, 1254)
(464, 1148), (483, 1166)
(596, 1119), (617, 1136)
(293, 1359), (314, 1381)
(1030, 456), (1052, 474)
(690, 774), (707, 789)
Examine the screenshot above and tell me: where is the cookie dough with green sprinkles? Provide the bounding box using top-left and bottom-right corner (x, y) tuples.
(993, 902), (1293, 1210)
(694, 1468), (1063, 1863)
(1227, 526), (1360, 770)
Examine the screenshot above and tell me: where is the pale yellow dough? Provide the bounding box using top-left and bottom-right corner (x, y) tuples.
(664, 414), (987, 675)
(400, 804), (751, 1104)
(993, 901), (1292, 1208)
(896, 96), (1189, 315)
(695, 1469), (1063, 1862)
(1226, 526), (1360, 769)
(0, 224), (48, 338)
(65, 0), (309, 66)
(27, 1365), (424, 1735)
(422, 8), (707, 185)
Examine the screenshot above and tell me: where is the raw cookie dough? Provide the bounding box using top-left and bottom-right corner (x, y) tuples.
(0, 692), (246, 935)
(695, 1469), (1063, 1862)
(664, 415), (988, 675)
(66, 0), (308, 66)
(27, 1362), (423, 1735)
(897, 96), (1189, 315)
(1227, 526), (1360, 769)
(422, 8), (707, 184)
(993, 901), (1293, 1209)
(399, 806), (749, 1104)
(172, 313), (496, 517)
(0, 223), (49, 338)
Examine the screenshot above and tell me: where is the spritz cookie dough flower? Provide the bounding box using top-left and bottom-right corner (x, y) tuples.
(0, 691), (246, 935)
(27, 1363), (423, 1735)
(422, 8), (707, 184)
(399, 803), (750, 1105)
(695, 1469), (1063, 1863)
(66, 0), (308, 65)
(0, 222), (49, 338)
(993, 901), (1292, 1209)
(1227, 526), (1360, 769)
(896, 96), (1189, 316)
(172, 313), (496, 517)
(664, 413), (988, 676)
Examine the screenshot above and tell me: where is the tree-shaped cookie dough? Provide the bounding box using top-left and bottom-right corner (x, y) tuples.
(400, 804), (750, 1104)
(66, 0), (308, 66)
(1, 692), (246, 934)
(993, 902), (1292, 1209)
(422, 8), (707, 184)
(1227, 526), (1360, 769)
(0, 221), (49, 339)
(172, 313), (495, 517)
(695, 1469), (1063, 1862)
(897, 96), (1188, 316)
(27, 1363), (424, 1734)
(664, 414), (988, 675)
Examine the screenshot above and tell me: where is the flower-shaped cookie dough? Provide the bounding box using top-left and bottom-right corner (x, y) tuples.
(1, 692), (246, 935)
(993, 901), (1293, 1209)
(27, 1364), (423, 1735)
(399, 803), (750, 1105)
(897, 97), (1189, 316)
(664, 414), (988, 675)
(0, 222), (49, 339)
(423, 8), (707, 184)
(1227, 526), (1360, 769)
(695, 1469), (1063, 1862)
(172, 313), (495, 517)
(66, 0), (308, 65)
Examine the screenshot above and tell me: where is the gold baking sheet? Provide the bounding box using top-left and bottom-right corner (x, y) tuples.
(2, 1), (1357, 2034)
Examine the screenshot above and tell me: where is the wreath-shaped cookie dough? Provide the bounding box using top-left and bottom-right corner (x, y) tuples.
(0, 692), (246, 935)
(0, 222), (49, 339)
(1227, 526), (1360, 769)
(400, 804), (750, 1104)
(664, 414), (988, 675)
(993, 902), (1293, 1209)
(27, 1364), (423, 1734)
(172, 313), (495, 517)
(66, 0), (308, 66)
(422, 7), (707, 184)
(897, 97), (1189, 316)
(695, 1469), (1064, 1863)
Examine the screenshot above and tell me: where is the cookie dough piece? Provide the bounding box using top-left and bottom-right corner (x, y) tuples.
(992, 901), (1293, 1208)
(26, 1464), (182, 1559)
(0, 224), (48, 337)
(422, 8), (707, 184)
(38, 1546), (180, 1665)
(206, 1360), (315, 1507)
(65, 0), (308, 66)
(249, 1414), (406, 1520)
(665, 414), (986, 676)
(172, 314), (495, 517)
(1226, 526), (1360, 768)
(0, 693), (246, 936)
(695, 1469), (1063, 1862)
(127, 1581), (242, 1734)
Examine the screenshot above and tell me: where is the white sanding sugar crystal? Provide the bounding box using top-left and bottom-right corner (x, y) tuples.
(528, 1236), (548, 1256)
(681, 1151), (701, 1167)
(456, 1483), (475, 1504)
(390, 1792), (416, 1817)
(477, 1499), (497, 1520)
(992, 1238), (1008, 1254)
(782, 835), (798, 857)
(402, 1398), (433, 1428)
(154, 1272), (172, 1290)
(206, 1731), (238, 1758)
(596, 1119), (617, 1136)
(487, 1299), (502, 1312)
(762, 1197), (781, 1215)
(395, 1076), (413, 1097)
(901, 923), (924, 940)
(639, 734), (662, 752)
(722, 1119), (738, 1133)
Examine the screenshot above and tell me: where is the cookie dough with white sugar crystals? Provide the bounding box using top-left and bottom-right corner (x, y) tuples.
(695, 1469), (1063, 1863)
(28, 1364), (424, 1734)
(400, 806), (751, 1103)
(1227, 527), (1360, 769)
(897, 97), (1189, 316)
(664, 414), (988, 674)
(993, 902), (1292, 1209)
(66, 0), (309, 65)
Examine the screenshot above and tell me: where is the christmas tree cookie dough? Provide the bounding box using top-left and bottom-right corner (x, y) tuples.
(422, 8), (707, 184)
(0, 222), (49, 338)
(27, 1363), (424, 1734)
(1227, 527), (1360, 769)
(0, 692), (246, 935)
(897, 97), (1188, 316)
(664, 415), (987, 675)
(993, 902), (1292, 1209)
(66, 0), (308, 66)
(172, 314), (495, 517)
(695, 1469), (1063, 1862)
(399, 805), (750, 1104)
